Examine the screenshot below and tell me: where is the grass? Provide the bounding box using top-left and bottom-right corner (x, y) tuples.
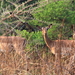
(0, 44), (75, 75)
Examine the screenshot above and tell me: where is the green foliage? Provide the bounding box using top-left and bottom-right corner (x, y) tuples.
(0, 0), (74, 41)
(48, 25), (59, 40)
(28, 0), (74, 40)
(16, 30), (44, 50)
(32, 1), (75, 25)
(16, 30), (30, 39)
(31, 31), (44, 45)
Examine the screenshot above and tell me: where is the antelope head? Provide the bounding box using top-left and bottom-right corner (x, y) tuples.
(36, 24), (52, 35)
(41, 24), (52, 36)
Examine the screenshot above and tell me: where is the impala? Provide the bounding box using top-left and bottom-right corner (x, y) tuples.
(39, 24), (75, 58)
(0, 36), (26, 57)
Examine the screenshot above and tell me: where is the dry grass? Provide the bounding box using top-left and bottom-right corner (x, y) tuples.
(0, 43), (75, 75)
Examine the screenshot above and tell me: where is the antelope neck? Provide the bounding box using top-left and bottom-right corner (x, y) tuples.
(43, 33), (53, 49)
(43, 33), (55, 54)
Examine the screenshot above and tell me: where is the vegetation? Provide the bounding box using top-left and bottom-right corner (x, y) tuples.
(0, 0), (75, 75)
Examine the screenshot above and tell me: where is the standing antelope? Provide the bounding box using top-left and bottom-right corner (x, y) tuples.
(0, 36), (26, 57)
(38, 24), (75, 57)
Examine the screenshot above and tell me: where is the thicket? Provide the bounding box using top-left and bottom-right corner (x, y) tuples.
(0, 0), (75, 47)
(17, 0), (75, 47)
(0, 0), (75, 48)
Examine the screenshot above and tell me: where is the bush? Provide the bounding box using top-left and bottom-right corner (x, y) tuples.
(16, 30), (44, 51)
(31, 1), (75, 25)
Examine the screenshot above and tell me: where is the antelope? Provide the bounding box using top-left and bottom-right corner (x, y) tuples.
(0, 36), (26, 57)
(38, 24), (75, 58)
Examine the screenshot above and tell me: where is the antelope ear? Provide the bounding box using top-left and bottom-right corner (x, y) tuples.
(36, 25), (42, 31)
(47, 24), (52, 29)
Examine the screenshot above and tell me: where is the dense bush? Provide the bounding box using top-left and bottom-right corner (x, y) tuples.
(28, 1), (75, 39)
(32, 1), (75, 25)
(16, 30), (44, 50)
(0, 0), (74, 40)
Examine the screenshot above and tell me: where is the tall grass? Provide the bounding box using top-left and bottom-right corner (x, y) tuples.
(0, 42), (75, 75)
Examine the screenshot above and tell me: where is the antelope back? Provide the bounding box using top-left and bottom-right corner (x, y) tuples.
(0, 36), (26, 55)
(12, 36), (26, 55)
